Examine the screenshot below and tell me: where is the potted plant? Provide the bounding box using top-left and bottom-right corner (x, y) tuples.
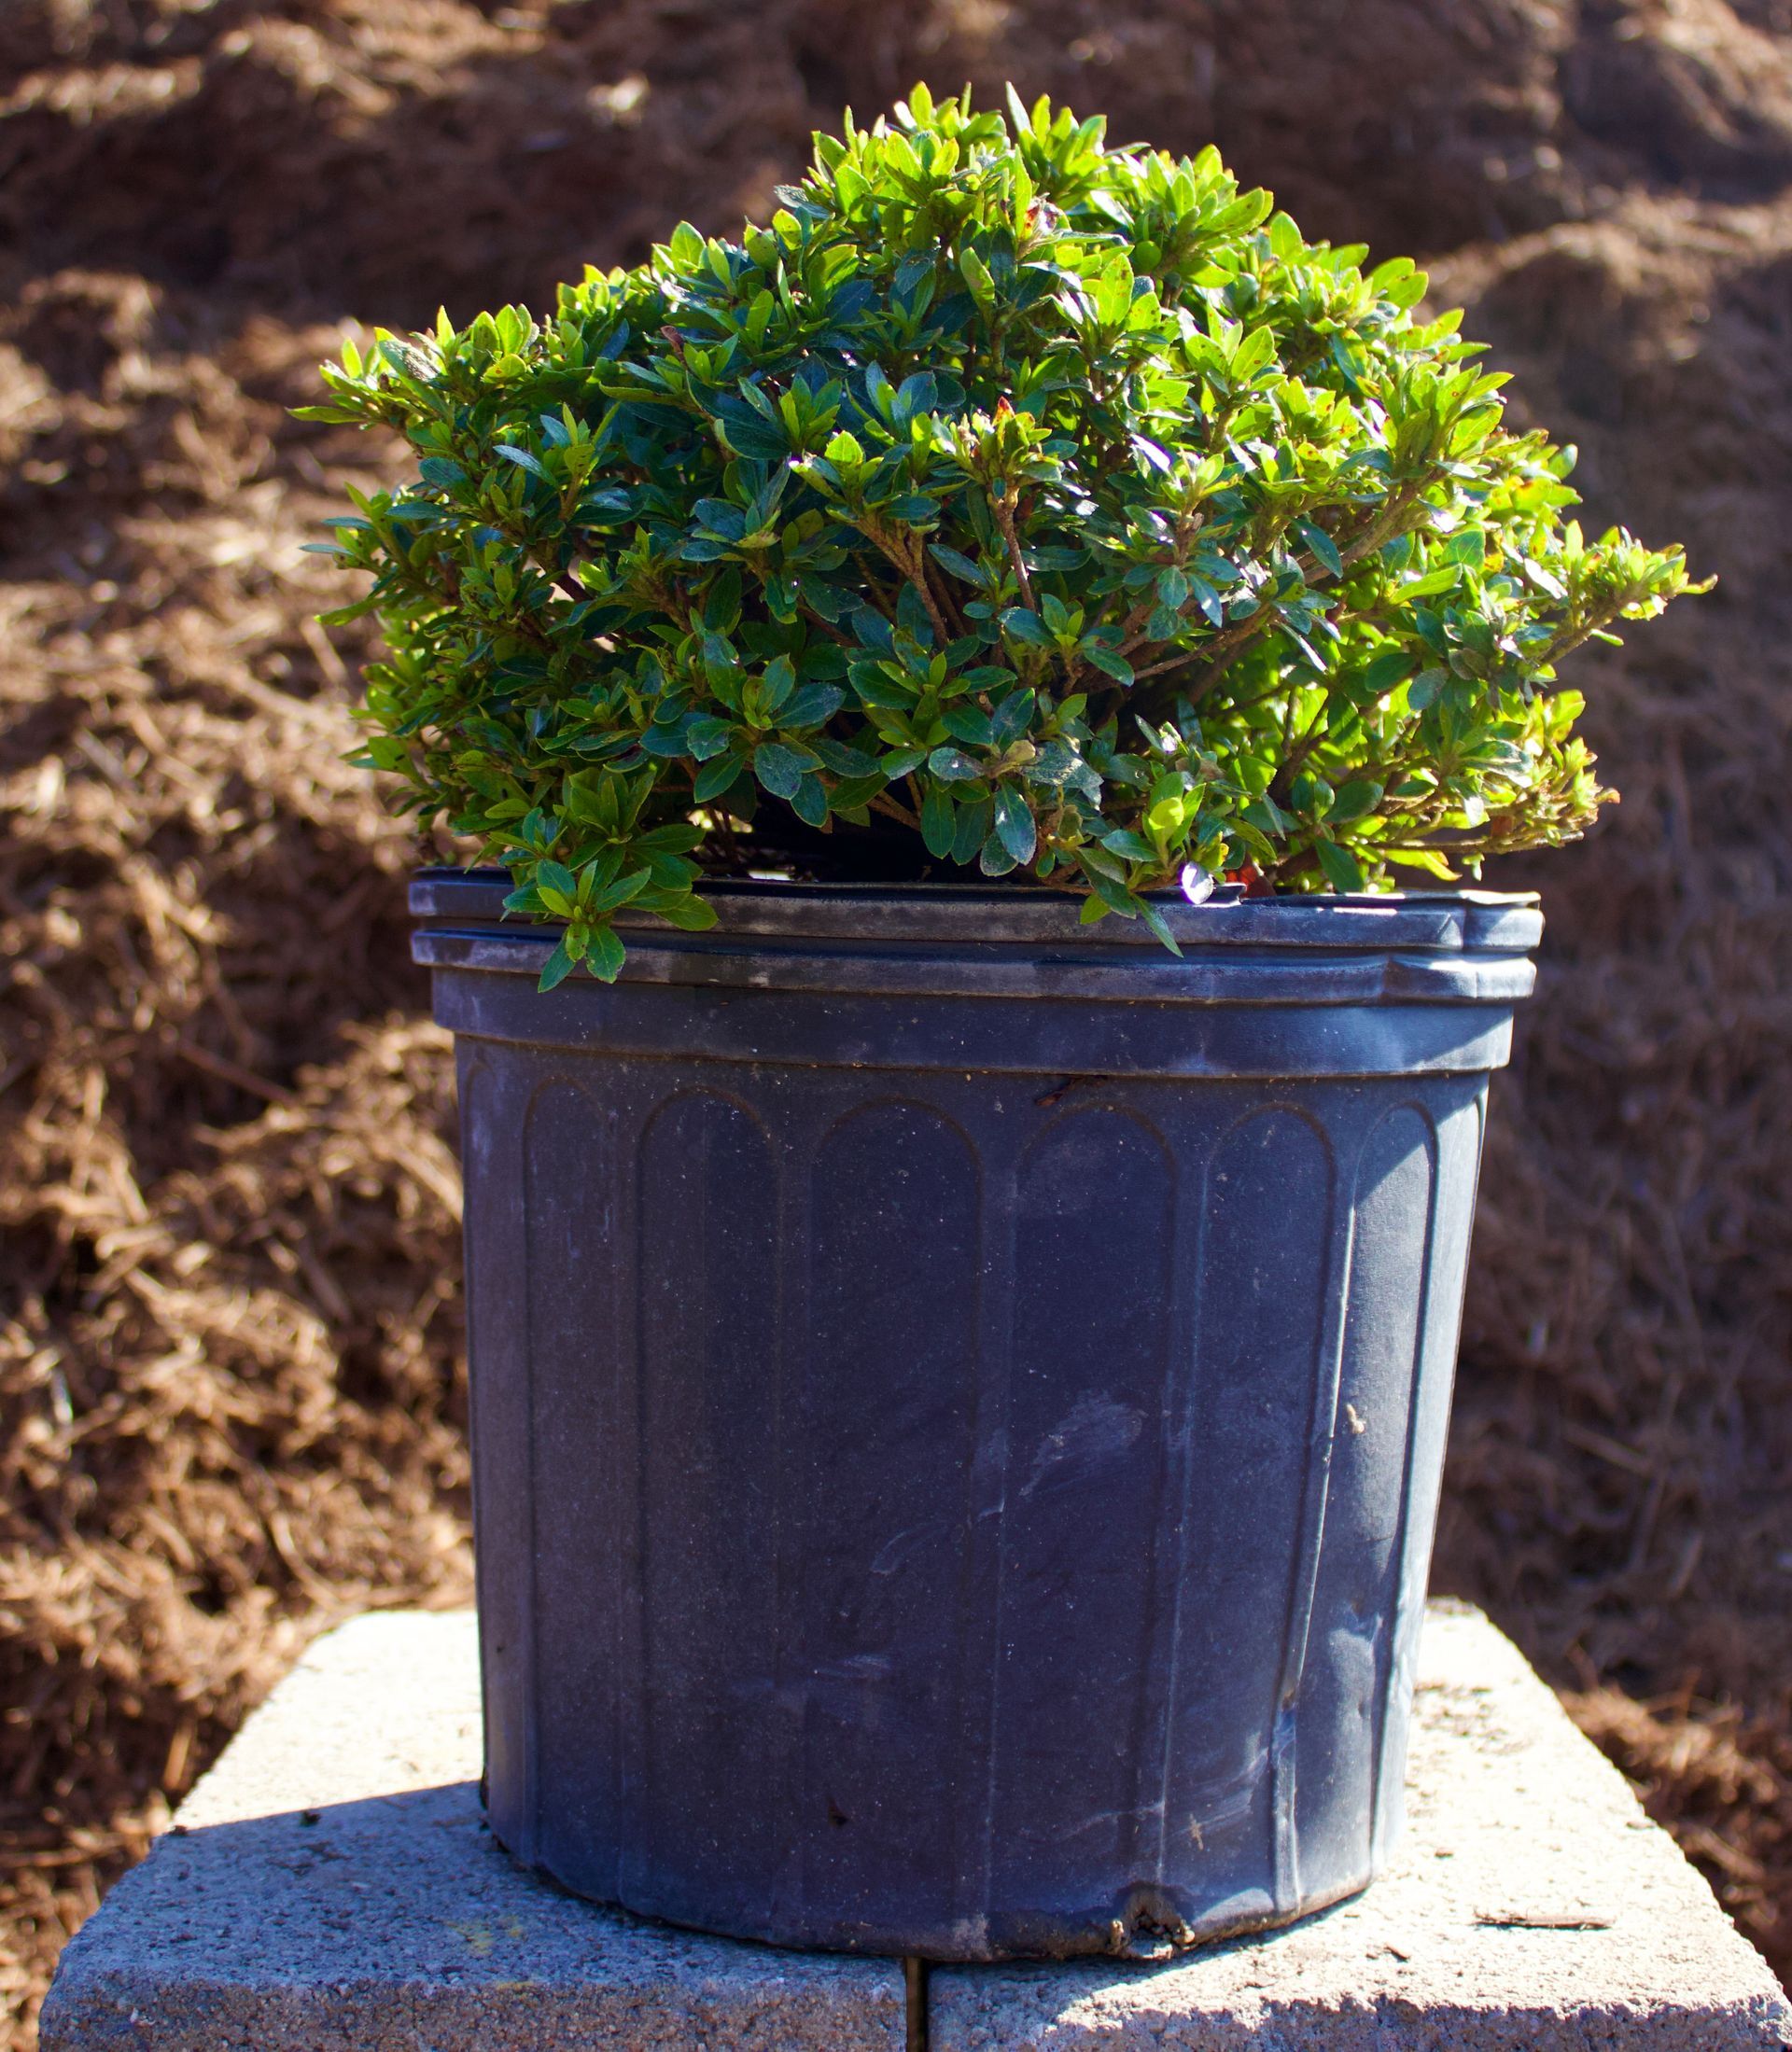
(304, 85), (1702, 1962)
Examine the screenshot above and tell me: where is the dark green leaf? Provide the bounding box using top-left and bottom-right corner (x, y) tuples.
(1329, 779), (1382, 823)
(1314, 839), (1365, 892)
(586, 926), (628, 981)
(951, 796), (991, 867)
(1295, 519), (1342, 579)
(693, 754), (747, 802)
(495, 444), (549, 480)
(920, 785), (956, 858)
(791, 773), (830, 827)
(537, 937), (577, 991)
(994, 789), (1036, 865)
(1081, 642), (1134, 685)
(929, 543), (986, 584)
(1001, 607), (1052, 647)
(754, 742), (809, 799)
(654, 893), (720, 930)
(979, 830), (1018, 876)
(1137, 899), (1184, 957)
(928, 746), (982, 782)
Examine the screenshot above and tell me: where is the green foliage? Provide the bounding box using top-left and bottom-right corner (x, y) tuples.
(305, 83), (1707, 986)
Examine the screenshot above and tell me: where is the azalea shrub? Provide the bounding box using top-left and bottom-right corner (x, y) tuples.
(305, 83), (1705, 986)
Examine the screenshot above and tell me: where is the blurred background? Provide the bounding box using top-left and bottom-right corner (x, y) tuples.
(2, 0), (1789, 2040)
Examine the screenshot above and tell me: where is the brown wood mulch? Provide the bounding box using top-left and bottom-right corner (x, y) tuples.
(3, 0), (1789, 2038)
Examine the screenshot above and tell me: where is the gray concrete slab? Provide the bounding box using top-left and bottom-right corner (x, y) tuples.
(36, 1609), (906, 2050)
(38, 1601), (1791, 2051)
(931, 1602), (1792, 2050)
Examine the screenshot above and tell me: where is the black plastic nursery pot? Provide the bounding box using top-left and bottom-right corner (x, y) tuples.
(413, 869), (1540, 1963)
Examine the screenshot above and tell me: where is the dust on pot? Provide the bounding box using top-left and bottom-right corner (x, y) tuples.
(415, 870), (1537, 1959)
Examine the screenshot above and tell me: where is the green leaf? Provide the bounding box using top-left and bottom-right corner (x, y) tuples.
(685, 715), (735, 761)
(537, 938), (577, 992)
(959, 245), (997, 307)
(994, 789), (1036, 865)
(1081, 641), (1134, 685)
(1329, 779), (1383, 823)
(944, 705), (995, 747)
(1295, 520), (1342, 579)
(791, 773), (829, 827)
(1361, 649), (1413, 696)
(654, 893), (721, 929)
(1400, 565), (1461, 599)
(852, 607), (896, 654)
(920, 785), (957, 858)
(753, 742), (811, 799)
(929, 543), (986, 584)
(586, 926), (628, 981)
(1137, 898), (1184, 957)
(897, 579), (936, 646)
(703, 567), (743, 632)
(1230, 325), (1277, 383)
(693, 754), (747, 802)
(588, 870), (651, 916)
(1100, 829), (1155, 861)
(1314, 839), (1365, 892)
(1001, 607), (1052, 647)
(951, 796), (991, 867)
(538, 860), (579, 900)
(495, 444), (549, 481)
(1385, 845), (1461, 880)
(760, 654), (797, 714)
(715, 409), (790, 462)
(979, 830), (1019, 876)
(990, 690), (1035, 746)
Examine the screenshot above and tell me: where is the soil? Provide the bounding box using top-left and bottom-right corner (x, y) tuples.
(2, 0), (1790, 2040)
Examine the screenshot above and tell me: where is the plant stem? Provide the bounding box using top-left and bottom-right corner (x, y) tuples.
(989, 490), (1035, 612)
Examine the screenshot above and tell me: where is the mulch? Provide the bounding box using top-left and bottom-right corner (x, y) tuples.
(3, 0), (1790, 2038)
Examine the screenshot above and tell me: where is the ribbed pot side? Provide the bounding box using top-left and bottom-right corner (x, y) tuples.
(412, 872), (1540, 1963)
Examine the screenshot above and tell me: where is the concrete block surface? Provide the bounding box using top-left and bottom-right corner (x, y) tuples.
(931, 1602), (1792, 2049)
(37, 1609), (905, 2050)
(38, 1601), (1790, 2051)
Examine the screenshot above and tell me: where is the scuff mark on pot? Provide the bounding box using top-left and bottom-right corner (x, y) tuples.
(1021, 1393), (1144, 1500)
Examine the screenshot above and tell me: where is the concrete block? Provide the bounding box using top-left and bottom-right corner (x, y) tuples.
(932, 1602), (1792, 2050)
(37, 1610), (905, 2050)
(39, 1601), (1790, 2051)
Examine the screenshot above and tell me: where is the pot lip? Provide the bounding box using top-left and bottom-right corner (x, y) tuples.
(412, 865), (1541, 956)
